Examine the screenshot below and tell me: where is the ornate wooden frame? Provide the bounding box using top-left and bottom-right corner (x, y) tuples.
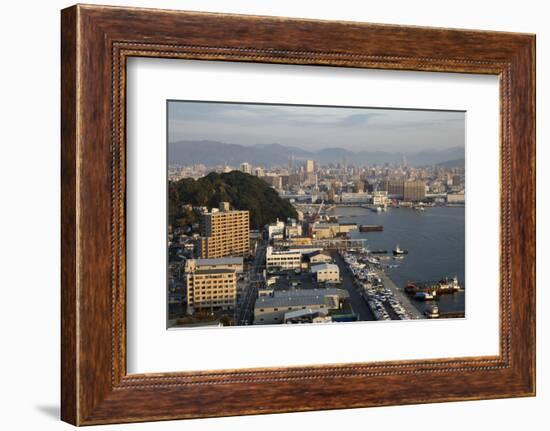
(61, 4), (536, 426)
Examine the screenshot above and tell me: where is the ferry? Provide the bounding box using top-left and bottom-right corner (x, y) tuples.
(392, 244), (409, 256)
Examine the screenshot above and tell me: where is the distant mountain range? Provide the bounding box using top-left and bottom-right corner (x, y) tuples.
(168, 140), (465, 168)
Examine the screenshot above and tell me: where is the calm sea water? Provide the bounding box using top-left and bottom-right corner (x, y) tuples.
(335, 206), (465, 315)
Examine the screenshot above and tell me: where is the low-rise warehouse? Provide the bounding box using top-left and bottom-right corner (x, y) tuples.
(253, 288), (348, 324)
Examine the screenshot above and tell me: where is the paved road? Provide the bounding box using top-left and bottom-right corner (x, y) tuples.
(331, 251), (376, 321)
(236, 243), (266, 325)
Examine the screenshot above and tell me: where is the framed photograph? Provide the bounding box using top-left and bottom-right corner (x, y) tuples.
(61, 4), (536, 425)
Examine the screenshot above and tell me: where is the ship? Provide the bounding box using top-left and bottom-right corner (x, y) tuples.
(392, 244), (408, 256)
(369, 249), (388, 254)
(405, 276), (461, 296)
(359, 224), (384, 232)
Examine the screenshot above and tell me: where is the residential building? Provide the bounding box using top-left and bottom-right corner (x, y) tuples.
(261, 175), (282, 189)
(305, 159), (315, 173)
(184, 257), (244, 273)
(186, 268), (237, 314)
(447, 193), (465, 204)
(240, 162), (252, 174)
(198, 202), (249, 258)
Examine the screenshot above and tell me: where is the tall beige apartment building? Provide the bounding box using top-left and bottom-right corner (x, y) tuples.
(198, 203), (250, 258)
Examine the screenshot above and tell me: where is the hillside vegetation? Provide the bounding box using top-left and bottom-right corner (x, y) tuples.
(169, 171), (297, 229)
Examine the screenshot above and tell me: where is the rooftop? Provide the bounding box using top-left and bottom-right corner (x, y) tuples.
(255, 288), (348, 309)
(196, 257), (243, 266)
(310, 263), (339, 273)
(193, 268), (237, 275)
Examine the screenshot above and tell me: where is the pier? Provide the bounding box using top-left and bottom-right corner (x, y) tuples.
(377, 271), (423, 319)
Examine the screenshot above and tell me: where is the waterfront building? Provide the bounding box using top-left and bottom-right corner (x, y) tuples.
(340, 192), (370, 203)
(186, 268), (237, 314)
(198, 202), (249, 258)
(310, 263), (340, 283)
(447, 193), (465, 204)
(254, 288), (348, 324)
(403, 180), (426, 201)
(310, 222), (358, 239)
(372, 190), (389, 206)
(380, 179), (405, 199)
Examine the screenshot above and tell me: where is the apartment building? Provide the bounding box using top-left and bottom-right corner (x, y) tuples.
(186, 268), (237, 314)
(198, 203), (250, 258)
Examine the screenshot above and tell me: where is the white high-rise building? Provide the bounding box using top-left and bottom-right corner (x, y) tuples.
(240, 162), (252, 175)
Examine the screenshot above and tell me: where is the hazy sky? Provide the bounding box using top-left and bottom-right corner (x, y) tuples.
(168, 101), (465, 153)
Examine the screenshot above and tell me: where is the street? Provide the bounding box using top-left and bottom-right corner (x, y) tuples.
(236, 241), (267, 325)
(331, 251), (376, 321)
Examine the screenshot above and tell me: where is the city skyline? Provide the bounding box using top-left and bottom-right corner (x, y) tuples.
(167, 100), (465, 329)
(168, 101), (465, 154)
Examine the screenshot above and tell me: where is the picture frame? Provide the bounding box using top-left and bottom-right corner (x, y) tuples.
(61, 4), (535, 425)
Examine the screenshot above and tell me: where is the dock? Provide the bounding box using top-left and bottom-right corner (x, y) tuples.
(377, 271), (423, 319)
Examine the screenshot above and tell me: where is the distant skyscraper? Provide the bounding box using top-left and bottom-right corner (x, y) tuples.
(401, 155), (408, 168)
(305, 159), (315, 173)
(288, 155), (294, 171)
(240, 162), (252, 175)
(254, 167), (264, 177)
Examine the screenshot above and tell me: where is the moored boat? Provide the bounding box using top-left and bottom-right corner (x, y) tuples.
(392, 244), (408, 255)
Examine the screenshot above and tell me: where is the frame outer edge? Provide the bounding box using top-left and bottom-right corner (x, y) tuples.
(61, 5), (79, 426)
(61, 5), (536, 424)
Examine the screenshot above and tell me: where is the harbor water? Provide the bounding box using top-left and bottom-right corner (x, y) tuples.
(335, 206), (465, 316)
